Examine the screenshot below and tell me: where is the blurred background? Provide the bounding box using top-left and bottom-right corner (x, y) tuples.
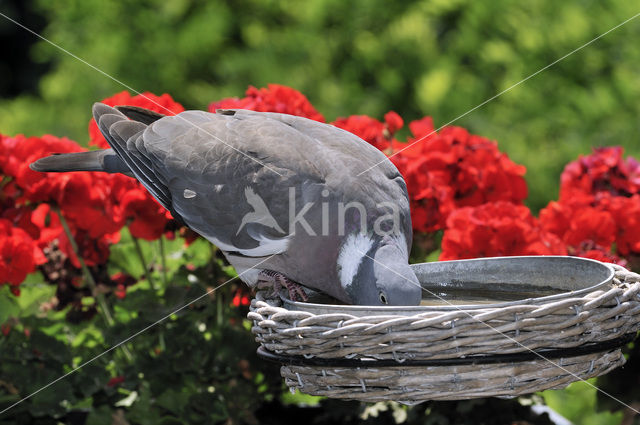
(1, 1), (640, 424)
(1, 0), (639, 212)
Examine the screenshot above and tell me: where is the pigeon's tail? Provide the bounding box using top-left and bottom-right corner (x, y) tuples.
(29, 149), (133, 175)
(29, 103), (165, 176)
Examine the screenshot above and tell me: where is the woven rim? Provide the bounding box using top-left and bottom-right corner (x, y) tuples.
(257, 333), (635, 367)
(280, 349), (625, 403)
(249, 262), (640, 361)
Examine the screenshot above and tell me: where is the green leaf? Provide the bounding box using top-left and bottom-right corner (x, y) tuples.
(183, 238), (215, 269)
(156, 389), (189, 415)
(158, 417), (187, 425)
(29, 329), (71, 364)
(109, 228), (145, 278)
(281, 390), (323, 406)
(85, 405), (113, 425)
(542, 381), (623, 425)
(9, 280), (56, 320)
(0, 292), (20, 324)
(28, 379), (74, 418)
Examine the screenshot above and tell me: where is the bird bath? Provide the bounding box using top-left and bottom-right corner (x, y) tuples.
(249, 256), (640, 402)
(283, 256), (615, 314)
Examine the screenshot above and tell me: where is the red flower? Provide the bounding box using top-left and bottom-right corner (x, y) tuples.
(0, 134), (85, 204)
(1, 323), (10, 336)
(440, 202), (567, 260)
(178, 227), (200, 246)
(331, 111), (403, 152)
(597, 195), (640, 256)
(0, 219), (45, 291)
(0, 134), (130, 269)
(384, 111), (403, 134)
(575, 247), (627, 266)
(89, 91), (184, 148)
(114, 284), (127, 299)
(111, 272), (137, 299)
(564, 208), (616, 249)
(56, 173), (126, 239)
(548, 147), (640, 263)
(118, 187), (170, 241)
(231, 288), (250, 307)
(389, 120), (527, 232)
(332, 115), (390, 151)
(209, 84), (325, 122)
(56, 226), (119, 268)
(0, 133), (123, 238)
(539, 200), (617, 252)
(1, 203), (41, 241)
(107, 376), (125, 387)
(29, 204), (64, 249)
(560, 146), (640, 201)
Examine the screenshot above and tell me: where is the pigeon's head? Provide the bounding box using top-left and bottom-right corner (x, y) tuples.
(341, 236), (422, 306)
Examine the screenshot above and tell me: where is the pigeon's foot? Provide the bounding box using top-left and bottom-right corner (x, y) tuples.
(257, 270), (309, 302)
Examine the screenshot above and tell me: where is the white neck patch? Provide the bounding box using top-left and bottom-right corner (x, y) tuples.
(337, 233), (374, 288)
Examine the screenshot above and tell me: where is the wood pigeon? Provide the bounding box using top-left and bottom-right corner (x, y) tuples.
(30, 103), (422, 306)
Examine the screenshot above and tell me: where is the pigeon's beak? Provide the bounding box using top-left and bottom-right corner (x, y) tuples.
(373, 245), (422, 306)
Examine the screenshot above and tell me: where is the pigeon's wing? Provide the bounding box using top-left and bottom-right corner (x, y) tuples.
(94, 104), (333, 257)
(115, 105), (165, 125)
(221, 110), (413, 251)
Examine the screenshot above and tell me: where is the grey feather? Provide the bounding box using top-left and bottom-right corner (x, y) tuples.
(29, 149), (133, 176)
(115, 105), (165, 125)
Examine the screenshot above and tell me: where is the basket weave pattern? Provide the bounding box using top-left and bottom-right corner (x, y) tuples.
(280, 350), (624, 402)
(249, 264), (640, 402)
(249, 265), (640, 361)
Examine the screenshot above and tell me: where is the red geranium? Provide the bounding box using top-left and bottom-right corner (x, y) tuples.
(331, 111), (403, 151)
(107, 376), (125, 387)
(440, 201), (567, 260)
(55, 173), (127, 239)
(539, 200), (616, 250)
(0, 133), (123, 238)
(117, 187), (171, 241)
(56, 226), (119, 268)
(89, 91), (184, 148)
(599, 195), (640, 256)
(209, 84), (325, 122)
(542, 147), (640, 262)
(575, 246), (627, 266)
(231, 287), (250, 307)
(0, 134), (85, 204)
(29, 204), (64, 250)
(560, 146), (640, 201)
(388, 119), (527, 232)
(0, 218), (46, 293)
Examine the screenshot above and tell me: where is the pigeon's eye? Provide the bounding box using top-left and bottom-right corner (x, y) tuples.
(379, 292), (388, 304)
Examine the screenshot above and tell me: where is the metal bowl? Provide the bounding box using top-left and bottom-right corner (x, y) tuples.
(284, 256), (615, 315)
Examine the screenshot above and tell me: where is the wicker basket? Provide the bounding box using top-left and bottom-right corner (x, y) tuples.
(248, 257), (640, 403)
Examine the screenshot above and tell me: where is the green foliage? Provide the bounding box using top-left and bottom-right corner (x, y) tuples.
(0, 237), (284, 424)
(1, 0), (639, 211)
(542, 380), (624, 425)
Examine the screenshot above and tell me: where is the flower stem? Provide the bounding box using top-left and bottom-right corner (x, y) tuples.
(132, 235), (157, 291)
(55, 207), (114, 326)
(158, 237), (168, 288)
(54, 207), (133, 362)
